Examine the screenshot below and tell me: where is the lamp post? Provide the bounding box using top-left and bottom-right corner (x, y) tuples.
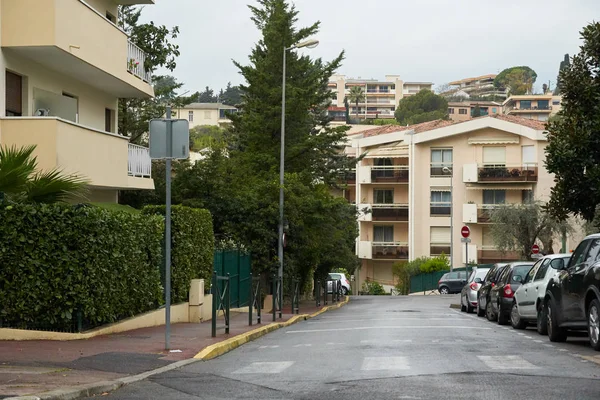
(279, 38), (319, 293)
(443, 166), (453, 272)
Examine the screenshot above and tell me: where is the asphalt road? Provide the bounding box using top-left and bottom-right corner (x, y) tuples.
(92, 295), (600, 400)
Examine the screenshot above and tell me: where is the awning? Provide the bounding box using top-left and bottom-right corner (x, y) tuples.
(466, 184), (533, 191)
(468, 137), (520, 145)
(430, 186), (451, 192)
(364, 142), (409, 158)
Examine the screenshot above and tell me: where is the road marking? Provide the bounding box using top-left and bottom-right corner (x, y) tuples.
(533, 340), (543, 343)
(524, 336), (533, 339)
(544, 344), (554, 348)
(478, 355), (539, 370)
(293, 344), (312, 348)
(392, 339), (413, 343)
(558, 349), (568, 352)
(233, 361), (294, 374)
(286, 326), (492, 334)
(361, 357), (410, 371)
(517, 332), (526, 336)
(258, 345), (280, 349)
(326, 342), (346, 345)
(307, 317), (470, 324)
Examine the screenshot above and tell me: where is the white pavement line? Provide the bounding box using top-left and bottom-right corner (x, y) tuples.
(533, 340), (543, 343)
(478, 355), (539, 370)
(258, 345), (280, 349)
(307, 317), (470, 324)
(293, 344), (312, 347)
(286, 326), (492, 334)
(558, 349), (568, 352)
(524, 336), (533, 339)
(361, 357), (410, 371)
(392, 339), (413, 343)
(544, 344), (555, 348)
(326, 342), (346, 345)
(517, 332), (526, 336)
(233, 361), (294, 374)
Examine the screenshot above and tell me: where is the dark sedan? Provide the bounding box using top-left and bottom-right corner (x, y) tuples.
(476, 263), (508, 317)
(488, 261), (535, 324)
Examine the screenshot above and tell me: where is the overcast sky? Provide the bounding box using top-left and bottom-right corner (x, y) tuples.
(140, 0), (598, 94)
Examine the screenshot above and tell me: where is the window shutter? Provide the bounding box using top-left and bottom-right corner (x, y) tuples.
(483, 146), (506, 164)
(522, 145), (535, 164)
(6, 72), (22, 115)
(430, 227), (450, 244)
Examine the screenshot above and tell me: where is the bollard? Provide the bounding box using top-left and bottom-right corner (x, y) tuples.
(249, 273), (253, 326)
(316, 279), (321, 307)
(272, 274), (276, 322)
(225, 273), (230, 334)
(211, 271), (217, 337)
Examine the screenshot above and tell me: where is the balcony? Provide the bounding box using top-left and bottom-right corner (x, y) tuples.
(338, 169), (356, 185)
(430, 163), (453, 177)
(371, 166), (409, 183)
(477, 165), (538, 182)
(372, 242), (409, 260)
(1, 0), (153, 98)
(371, 203), (409, 221)
(0, 117), (153, 190)
(430, 245), (451, 256)
(478, 246), (520, 263)
(431, 202), (451, 216)
(506, 105), (552, 113)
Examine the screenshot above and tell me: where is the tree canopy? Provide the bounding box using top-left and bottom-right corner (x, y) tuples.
(553, 54), (571, 95)
(346, 86), (365, 119)
(493, 66), (537, 95)
(545, 22), (600, 222)
(394, 89), (448, 125)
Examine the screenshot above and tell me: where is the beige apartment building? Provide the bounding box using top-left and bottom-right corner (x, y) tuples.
(339, 114), (582, 292)
(329, 75), (433, 120)
(172, 103), (237, 128)
(448, 101), (502, 122)
(447, 74), (507, 100)
(503, 95), (562, 121)
(0, 0), (155, 203)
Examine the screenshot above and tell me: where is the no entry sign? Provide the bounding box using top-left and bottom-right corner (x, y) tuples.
(461, 226), (471, 238)
(532, 244), (540, 254)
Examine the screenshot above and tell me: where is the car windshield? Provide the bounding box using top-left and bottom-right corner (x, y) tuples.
(511, 265), (533, 283)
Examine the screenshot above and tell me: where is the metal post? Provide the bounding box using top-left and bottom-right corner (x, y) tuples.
(249, 273), (253, 326)
(316, 279), (321, 307)
(279, 277), (283, 319)
(465, 241), (469, 277)
(278, 47), (286, 298)
(272, 274), (276, 322)
(257, 278), (261, 324)
(165, 106), (173, 350)
(449, 170), (453, 272)
(225, 273), (230, 334)
(211, 271), (217, 338)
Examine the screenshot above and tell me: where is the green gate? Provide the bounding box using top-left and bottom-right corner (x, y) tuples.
(409, 264), (494, 294)
(213, 249), (251, 308)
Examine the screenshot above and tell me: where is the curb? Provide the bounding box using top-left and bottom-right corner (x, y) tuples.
(4, 297), (349, 400)
(449, 303), (461, 309)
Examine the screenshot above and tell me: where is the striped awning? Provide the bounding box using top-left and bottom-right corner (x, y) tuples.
(365, 142), (408, 158)
(466, 184), (533, 191)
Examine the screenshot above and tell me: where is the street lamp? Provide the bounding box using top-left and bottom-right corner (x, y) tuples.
(278, 38), (319, 304)
(442, 166), (453, 272)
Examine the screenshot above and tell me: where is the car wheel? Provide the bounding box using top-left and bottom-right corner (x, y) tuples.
(486, 300), (496, 322)
(342, 287), (349, 296)
(461, 296), (467, 312)
(546, 299), (567, 342)
(497, 301), (509, 325)
(536, 307), (548, 335)
(588, 299), (600, 351)
(439, 286), (449, 295)
(511, 301), (527, 329)
(476, 298), (486, 317)
(466, 299), (475, 314)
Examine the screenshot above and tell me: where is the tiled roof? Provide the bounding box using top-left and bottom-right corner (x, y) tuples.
(489, 114), (548, 130)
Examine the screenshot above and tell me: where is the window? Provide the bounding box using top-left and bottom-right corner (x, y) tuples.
(430, 191), (451, 215)
(526, 260), (542, 283)
(483, 190), (506, 205)
(459, 109), (467, 115)
(374, 225), (394, 242)
(430, 227), (451, 244)
(447, 272), (458, 279)
(537, 100), (549, 110)
(492, 107), (497, 113)
(374, 158), (394, 178)
(567, 239), (590, 269)
(522, 190), (534, 204)
(374, 189), (393, 204)
(5, 71), (22, 116)
(390, 84), (396, 90)
(482, 226), (494, 247)
(379, 85), (389, 93)
(534, 259), (551, 281)
(105, 108), (114, 133)
(204, 111), (211, 119)
(448, 108), (455, 114)
(520, 100), (532, 109)
(584, 239), (600, 263)
(430, 148), (453, 176)
(188, 111), (194, 122)
(483, 146), (506, 165)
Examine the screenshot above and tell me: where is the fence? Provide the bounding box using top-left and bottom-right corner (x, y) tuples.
(213, 249), (251, 309)
(409, 264), (495, 293)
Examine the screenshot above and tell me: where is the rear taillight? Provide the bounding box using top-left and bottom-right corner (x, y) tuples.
(503, 284), (513, 298)
(491, 283), (496, 287)
(469, 282), (478, 291)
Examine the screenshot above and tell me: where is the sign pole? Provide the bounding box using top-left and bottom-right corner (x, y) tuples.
(465, 240), (469, 277)
(165, 106), (172, 351)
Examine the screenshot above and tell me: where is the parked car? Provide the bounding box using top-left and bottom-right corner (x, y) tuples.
(488, 261), (535, 325)
(437, 271), (468, 294)
(511, 254), (571, 332)
(543, 234), (600, 351)
(460, 268), (490, 313)
(476, 263), (508, 317)
(328, 272), (351, 295)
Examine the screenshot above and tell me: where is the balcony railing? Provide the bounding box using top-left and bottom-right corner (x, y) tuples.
(372, 242), (409, 260)
(128, 143), (152, 178)
(430, 245), (451, 255)
(338, 169), (356, 184)
(371, 203), (409, 221)
(431, 202), (451, 216)
(478, 246), (520, 263)
(127, 41), (152, 83)
(371, 166), (409, 183)
(430, 163), (453, 177)
(477, 205), (504, 223)
(478, 165), (538, 182)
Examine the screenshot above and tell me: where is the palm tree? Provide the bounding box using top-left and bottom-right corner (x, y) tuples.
(0, 145), (88, 204)
(346, 86), (366, 121)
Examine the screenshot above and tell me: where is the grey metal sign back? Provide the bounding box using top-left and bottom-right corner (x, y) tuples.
(149, 119), (190, 159)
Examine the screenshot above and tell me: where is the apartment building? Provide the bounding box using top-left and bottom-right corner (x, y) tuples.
(448, 101), (503, 122)
(172, 103), (237, 128)
(328, 74), (433, 120)
(0, 0), (155, 203)
(447, 74), (507, 100)
(340, 114), (582, 292)
(503, 95), (562, 121)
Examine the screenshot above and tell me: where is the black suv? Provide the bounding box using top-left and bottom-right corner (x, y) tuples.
(544, 234), (600, 351)
(488, 262), (534, 324)
(476, 263), (507, 317)
(438, 271), (468, 294)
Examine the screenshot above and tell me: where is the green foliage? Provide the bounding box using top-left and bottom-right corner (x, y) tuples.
(0, 145), (88, 204)
(493, 66), (537, 95)
(0, 203), (164, 331)
(420, 254), (450, 273)
(190, 83), (243, 106)
(545, 22), (600, 222)
(190, 125), (227, 151)
(92, 202), (140, 214)
(553, 54), (570, 95)
(361, 279), (386, 295)
(393, 257), (428, 295)
(360, 119), (400, 126)
(142, 205), (214, 303)
(347, 86), (365, 118)
(394, 89), (448, 125)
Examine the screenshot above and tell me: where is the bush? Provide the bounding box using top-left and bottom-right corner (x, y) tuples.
(420, 253), (450, 274)
(142, 205), (214, 303)
(0, 203), (164, 331)
(393, 257), (429, 295)
(361, 279), (386, 295)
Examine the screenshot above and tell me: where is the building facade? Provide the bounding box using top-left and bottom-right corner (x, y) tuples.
(340, 115), (583, 292)
(329, 74), (433, 120)
(172, 102), (237, 128)
(448, 101), (503, 122)
(502, 95), (562, 121)
(0, 0), (155, 203)
(447, 74), (507, 100)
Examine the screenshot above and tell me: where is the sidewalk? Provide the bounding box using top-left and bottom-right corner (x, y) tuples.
(0, 300), (339, 399)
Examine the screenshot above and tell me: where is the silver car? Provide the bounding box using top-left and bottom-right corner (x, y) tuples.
(511, 253), (571, 332)
(460, 268), (490, 313)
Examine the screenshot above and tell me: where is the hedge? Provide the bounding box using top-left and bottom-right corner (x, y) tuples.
(0, 203), (164, 331)
(142, 205), (214, 303)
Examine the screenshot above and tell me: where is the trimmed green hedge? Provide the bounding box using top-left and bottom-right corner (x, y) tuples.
(0, 203), (164, 331)
(142, 205), (214, 303)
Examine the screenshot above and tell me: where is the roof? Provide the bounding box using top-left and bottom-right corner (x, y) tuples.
(490, 114), (547, 130)
(449, 74), (497, 85)
(180, 103), (237, 110)
(404, 82), (434, 85)
(448, 101), (502, 107)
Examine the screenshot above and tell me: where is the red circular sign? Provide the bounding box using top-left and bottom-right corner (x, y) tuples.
(532, 244), (540, 254)
(461, 226), (471, 238)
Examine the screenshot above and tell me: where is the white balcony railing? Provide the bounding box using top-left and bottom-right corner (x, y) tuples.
(128, 143), (152, 178)
(127, 41), (152, 83)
